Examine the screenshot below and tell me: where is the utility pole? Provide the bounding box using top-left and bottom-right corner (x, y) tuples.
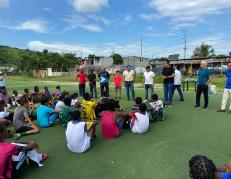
(184, 30), (187, 59)
(141, 34), (143, 62)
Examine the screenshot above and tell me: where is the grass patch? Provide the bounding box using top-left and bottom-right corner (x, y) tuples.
(4, 77), (231, 179)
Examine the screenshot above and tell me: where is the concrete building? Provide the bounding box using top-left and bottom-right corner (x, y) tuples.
(123, 56), (151, 73)
(123, 56), (150, 66)
(150, 56), (231, 75)
(86, 56), (113, 67)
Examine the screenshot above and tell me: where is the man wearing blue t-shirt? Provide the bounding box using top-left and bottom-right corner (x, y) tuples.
(194, 60), (212, 109)
(98, 68), (110, 97)
(218, 63), (231, 113)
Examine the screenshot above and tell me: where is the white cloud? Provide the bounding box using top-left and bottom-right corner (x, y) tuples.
(27, 41), (95, 55)
(0, 0), (9, 8)
(15, 20), (49, 33)
(171, 23), (196, 31)
(148, 0), (231, 22)
(140, 13), (161, 21)
(62, 15), (102, 32)
(78, 24), (102, 32)
(87, 15), (111, 26)
(124, 14), (132, 23)
(72, 0), (108, 13)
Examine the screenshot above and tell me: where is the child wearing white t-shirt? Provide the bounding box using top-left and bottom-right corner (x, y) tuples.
(66, 110), (97, 153)
(149, 94), (164, 121)
(130, 103), (149, 134)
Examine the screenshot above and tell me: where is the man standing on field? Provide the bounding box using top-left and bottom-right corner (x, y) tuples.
(217, 63), (231, 113)
(143, 66), (155, 100)
(193, 60), (212, 110)
(76, 69), (87, 97)
(162, 60), (175, 106)
(123, 65), (136, 101)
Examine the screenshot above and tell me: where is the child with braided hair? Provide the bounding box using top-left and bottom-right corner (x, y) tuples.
(189, 155), (231, 179)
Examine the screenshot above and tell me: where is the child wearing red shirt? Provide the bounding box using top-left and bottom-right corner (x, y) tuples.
(114, 71), (122, 99)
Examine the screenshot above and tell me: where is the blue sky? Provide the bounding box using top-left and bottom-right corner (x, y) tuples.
(0, 0), (231, 58)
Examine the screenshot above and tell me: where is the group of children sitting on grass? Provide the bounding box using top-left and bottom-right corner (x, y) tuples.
(1, 85), (231, 178)
(0, 85), (165, 149)
(0, 85), (166, 178)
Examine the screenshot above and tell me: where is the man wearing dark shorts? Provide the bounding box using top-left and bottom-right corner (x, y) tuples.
(13, 97), (39, 139)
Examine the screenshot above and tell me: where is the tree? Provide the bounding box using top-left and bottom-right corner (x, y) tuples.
(112, 53), (123, 64)
(43, 49), (49, 55)
(192, 43), (215, 58)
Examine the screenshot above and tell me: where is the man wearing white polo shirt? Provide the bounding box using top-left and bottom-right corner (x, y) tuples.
(143, 66), (155, 100)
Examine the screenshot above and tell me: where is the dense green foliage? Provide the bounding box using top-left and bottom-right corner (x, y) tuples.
(111, 53), (123, 64)
(192, 43), (215, 58)
(0, 46), (79, 72)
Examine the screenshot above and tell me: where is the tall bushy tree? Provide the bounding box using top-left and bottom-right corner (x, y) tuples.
(192, 43), (215, 58)
(112, 53), (123, 64)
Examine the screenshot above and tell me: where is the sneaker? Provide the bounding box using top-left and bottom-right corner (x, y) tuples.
(217, 109), (225, 112)
(168, 105), (173, 108)
(193, 105), (200, 109)
(179, 99), (184, 102)
(202, 107), (208, 110)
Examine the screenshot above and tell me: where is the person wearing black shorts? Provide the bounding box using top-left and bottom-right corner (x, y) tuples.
(13, 97), (39, 139)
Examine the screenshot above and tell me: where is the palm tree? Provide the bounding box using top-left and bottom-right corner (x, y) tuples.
(192, 43), (215, 58)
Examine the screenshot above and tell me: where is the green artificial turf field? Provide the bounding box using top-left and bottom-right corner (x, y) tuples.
(4, 78), (231, 179)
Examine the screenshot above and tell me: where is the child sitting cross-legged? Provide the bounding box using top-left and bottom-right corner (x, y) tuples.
(70, 93), (80, 107)
(66, 110), (97, 153)
(54, 86), (62, 99)
(43, 87), (52, 99)
(0, 125), (48, 179)
(149, 94), (164, 121)
(130, 103), (149, 134)
(101, 98), (130, 139)
(59, 97), (76, 126)
(0, 99), (11, 124)
(82, 92), (97, 121)
(32, 86), (41, 103)
(55, 95), (65, 112)
(132, 97), (154, 122)
(10, 90), (21, 107)
(37, 97), (58, 128)
(23, 89), (33, 104)
(13, 97), (39, 139)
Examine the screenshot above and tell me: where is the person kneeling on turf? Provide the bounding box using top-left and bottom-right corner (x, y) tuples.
(0, 125), (48, 179)
(66, 110), (97, 153)
(13, 97), (39, 139)
(130, 103), (149, 134)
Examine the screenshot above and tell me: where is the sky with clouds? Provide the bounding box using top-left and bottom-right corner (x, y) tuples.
(0, 0), (231, 58)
